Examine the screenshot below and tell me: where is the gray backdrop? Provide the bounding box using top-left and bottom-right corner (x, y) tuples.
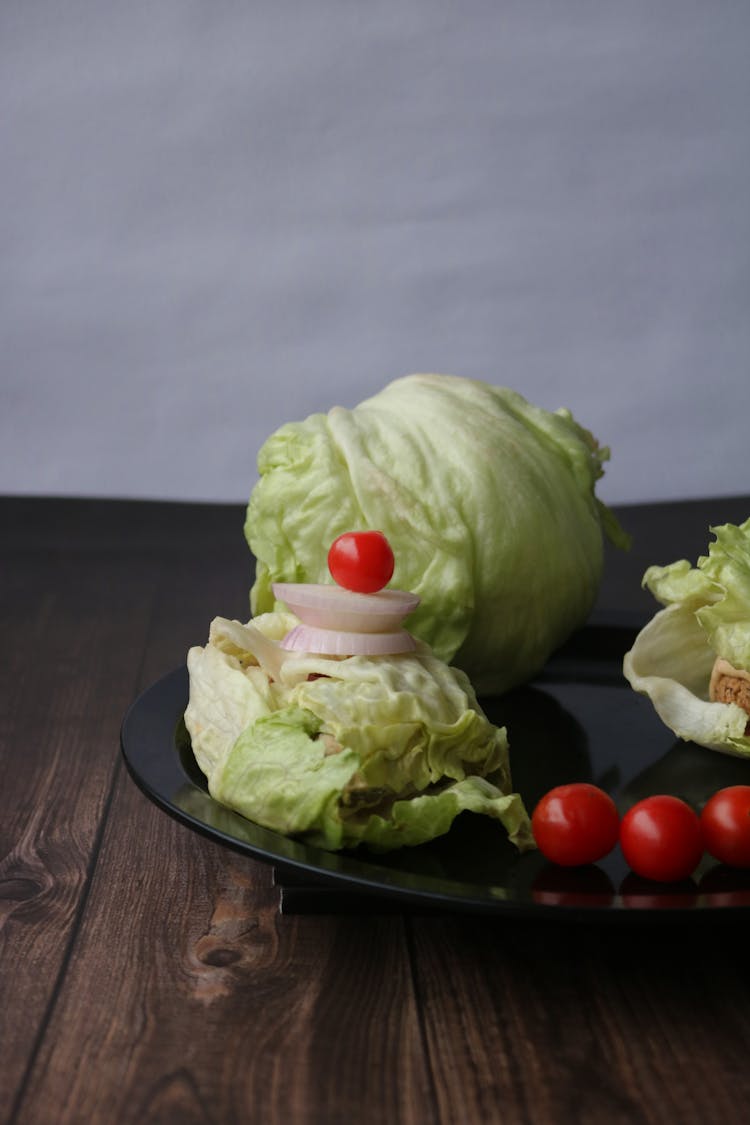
(2, 1), (748, 506)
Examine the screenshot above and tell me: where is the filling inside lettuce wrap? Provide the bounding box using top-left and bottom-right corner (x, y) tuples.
(623, 518), (750, 757)
(184, 612), (533, 852)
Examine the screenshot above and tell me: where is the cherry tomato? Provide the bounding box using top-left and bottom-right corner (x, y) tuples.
(700, 785), (750, 868)
(531, 783), (620, 867)
(328, 531), (395, 594)
(619, 795), (703, 883)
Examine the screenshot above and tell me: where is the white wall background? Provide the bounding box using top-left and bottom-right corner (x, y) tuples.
(1, 1), (748, 506)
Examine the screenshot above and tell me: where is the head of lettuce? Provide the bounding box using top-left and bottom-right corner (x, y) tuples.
(246, 374), (627, 694)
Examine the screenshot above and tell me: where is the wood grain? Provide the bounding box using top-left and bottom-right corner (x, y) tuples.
(1, 499), (248, 1122)
(11, 502), (433, 1125)
(408, 913), (750, 1124)
(20, 789), (432, 1124)
(1, 539), (159, 1121)
(6, 496), (750, 1125)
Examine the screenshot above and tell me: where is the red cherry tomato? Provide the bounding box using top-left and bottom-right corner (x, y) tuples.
(620, 795), (703, 883)
(531, 783), (620, 867)
(700, 785), (750, 868)
(328, 531), (395, 594)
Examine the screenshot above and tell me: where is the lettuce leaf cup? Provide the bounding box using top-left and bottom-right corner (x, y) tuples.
(245, 374), (628, 695)
(623, 518), (750, 757)
(185, 613), (533, 852)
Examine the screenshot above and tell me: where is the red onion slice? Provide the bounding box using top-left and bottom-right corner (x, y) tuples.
(272, 583), (419, 633)
(280, 623), (417, 656)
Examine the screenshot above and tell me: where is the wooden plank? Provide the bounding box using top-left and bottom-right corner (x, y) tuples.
(19, 782), (434, 1124)
(408, 913), (750, 1124)
(1, 499), (249, 1122)
(11, 494), (750, 1123)
(0, 546), (159, 1123)
(14, 507), (435, 1124)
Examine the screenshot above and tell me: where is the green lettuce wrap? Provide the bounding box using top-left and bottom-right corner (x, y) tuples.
(245, 374), (627, 695)
(184, 612), (533, 852)
(623, 518), (750, 757)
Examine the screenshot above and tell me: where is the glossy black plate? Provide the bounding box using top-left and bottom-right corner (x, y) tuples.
(120, 621), (750, 920)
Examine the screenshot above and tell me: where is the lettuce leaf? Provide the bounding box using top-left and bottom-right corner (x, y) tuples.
(185, 613), (533, 852)
(245, 374), (627, 694)
(623, 518), (750, 757)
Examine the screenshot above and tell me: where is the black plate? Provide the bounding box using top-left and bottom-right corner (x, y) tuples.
(120, 621), (750, 920)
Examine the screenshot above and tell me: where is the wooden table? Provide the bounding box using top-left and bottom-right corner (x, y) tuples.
(3, 494), (750, 1125)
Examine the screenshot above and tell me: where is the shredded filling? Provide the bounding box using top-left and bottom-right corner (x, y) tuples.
(709, 657), (750, 734)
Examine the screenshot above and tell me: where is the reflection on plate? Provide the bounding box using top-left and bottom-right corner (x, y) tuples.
(120, 623), (750, 919)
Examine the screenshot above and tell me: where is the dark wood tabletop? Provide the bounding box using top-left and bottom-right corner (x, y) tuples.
(3, 493), (750, 1125)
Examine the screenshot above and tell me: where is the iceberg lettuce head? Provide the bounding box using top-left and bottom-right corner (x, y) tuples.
(246, 374), (627, 694)
(623, 518), (750, 757)
(184, 613), (533, 852)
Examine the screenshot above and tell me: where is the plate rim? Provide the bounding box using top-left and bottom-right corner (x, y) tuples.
(120, 628), (750, 921)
